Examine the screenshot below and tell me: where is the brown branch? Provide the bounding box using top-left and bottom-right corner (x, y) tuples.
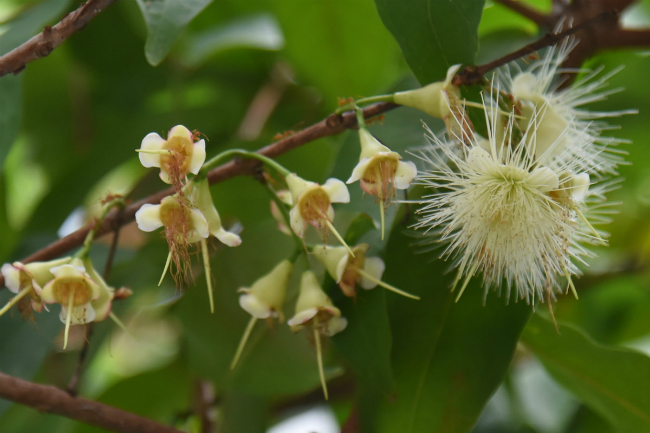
(0, 0), (118, 77)
(598, 28), (650, 48)
(454, 10), (618, 87)
(0, 102), (397, 289)
(494, 0), (550, 26)
(0, 371), (183, 433)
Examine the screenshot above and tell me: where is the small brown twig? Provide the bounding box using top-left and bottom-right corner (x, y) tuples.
(0, 371), (183, 433)
(0, 0), (118, 77)
(454, 10), (618, 87)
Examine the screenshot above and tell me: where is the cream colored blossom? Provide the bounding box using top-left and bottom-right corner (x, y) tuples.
(138, 125), (206, 184)
(135, 195), (209, 244)
(393, 64), (462, 119)
(238, 260), (293, 321)
(414, 95), (612, 304)
(287, 271), (347, 336)
(1, 258), (72, 315)
(497, 38), (634, 174)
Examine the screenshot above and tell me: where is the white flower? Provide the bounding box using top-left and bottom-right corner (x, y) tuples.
(138, 125), (206, 184)
(1, 258), (72, 314)
(285, 173), (351, 253)
(347, 128), (417, 197)
(497, 38), (635, 175)
(135, 195), (209, 244)
(40, 260), (101, 325)
(313, 244), (383, 296)
(287, 271), (347, 337)
(238, 260), (293, 322)
(414, 97), (611, 304)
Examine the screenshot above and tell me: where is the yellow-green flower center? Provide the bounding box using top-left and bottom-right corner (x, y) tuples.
(298, 187), (331, 222)
(52, 278), (94, 306)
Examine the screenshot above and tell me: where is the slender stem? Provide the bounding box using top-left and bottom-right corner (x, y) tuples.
(230, 316), (257, 370)
(313, 317), (328, 400)
(336, 94), (395, 114)
(324, 220), (355, 258)
(63, 287), (77, 350)
(355, 268), (420, 300)
(200, 239), (214, 314)
(0, 287), (34, 317)
(354, 106), (367, 129)
(74, 198), (124, 260)
(263, 184), (305, 253)
(158, 251), (173, 286)
(197, 149), (291, 181)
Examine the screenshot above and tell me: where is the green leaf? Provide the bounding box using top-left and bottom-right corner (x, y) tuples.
(182, 14), (284, 67)
(136, 0), (213, 66)
(374, 0), (486, 84)
(0, 0), (71, 170)
(521, 314), (650, 433)
(375, 227), (532, 433)
(343, 213), (377, 245)
(272, 0), (402, 109)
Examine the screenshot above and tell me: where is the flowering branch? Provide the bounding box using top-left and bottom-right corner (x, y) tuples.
(0, 0), (118, 77)
(454, 10), (618, 87)
(0, 101), (397, 289)
(0, 371), (183, 433)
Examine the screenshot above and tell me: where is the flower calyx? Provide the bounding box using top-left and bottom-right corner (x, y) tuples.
(393, 64), (462, 120)
(287, 271), (347, 336)
(238, 260), (293, 322)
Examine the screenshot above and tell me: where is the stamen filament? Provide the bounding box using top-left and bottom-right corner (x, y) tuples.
(324, 220), (355, 258)
(563, 265), (579, 299)
(0, 287), (34, 317)
(109, 311), (138, 340)
(230, 316), (257, 370)
(63, 286), (77, 350)
(135, 149), (173, 155)
(455, 261), (479, 302)
(463, 100), (523, 118)
(355, 268), (420, 300)
(313, 317), (328, 400)
(376, 166), (385, 241)
(200, 239), (214, 313)
(574, 207), (607, 246)
(158, 251), (173, 286)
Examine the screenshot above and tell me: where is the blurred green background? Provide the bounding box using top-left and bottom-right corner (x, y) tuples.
(1, 0), (650, 432)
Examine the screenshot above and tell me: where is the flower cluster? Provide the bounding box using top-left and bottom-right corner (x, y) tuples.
(411, 44), (627, 304)
(135, 126), (241, 312)
(1, 257), (116, 349)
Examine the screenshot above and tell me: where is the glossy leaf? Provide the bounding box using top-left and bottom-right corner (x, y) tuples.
(376, 227), (532, 433)
(521, 314), (650, 433)
(0, 0), (71, 170)
(182, 14), (284, 67)
(374, 0), (485, 84)
(136, 0), (213, 66)
(272, 0), (402, 109)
